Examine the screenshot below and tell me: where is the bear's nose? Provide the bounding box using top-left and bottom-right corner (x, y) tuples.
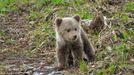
(73, 35), (77, 40)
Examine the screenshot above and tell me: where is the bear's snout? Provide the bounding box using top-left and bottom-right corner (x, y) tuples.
(73, 35), (77, 40)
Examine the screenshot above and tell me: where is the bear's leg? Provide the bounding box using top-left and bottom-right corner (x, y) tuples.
(56, 46), (68, 70)
(72, 42), (83, 67)
(68, 50), (73, 67)
(81, 29), (95, 61)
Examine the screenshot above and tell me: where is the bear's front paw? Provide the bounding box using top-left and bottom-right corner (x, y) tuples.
(54, 66), (65, 71)
(88, 54), (95, 62)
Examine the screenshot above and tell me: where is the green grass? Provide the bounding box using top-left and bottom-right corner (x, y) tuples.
(113, 12), (130, 23)
(24, 49), (37, 57)
(124, 1), (134, 12)
(0, 0), (17, 13)
(96, 63), (119, 75)
(28, 21), (55, 52)
(4, 38), (15, 45)
(79, 60), (88, 73)
(28, 11), (41, 21)
(0, 30), (4, 36)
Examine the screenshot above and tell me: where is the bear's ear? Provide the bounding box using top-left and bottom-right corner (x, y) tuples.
(55, 18), (62, 27)
(73, 15), (80, 22)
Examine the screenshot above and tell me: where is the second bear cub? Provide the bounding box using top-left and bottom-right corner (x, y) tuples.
(55, 15), (95, 70)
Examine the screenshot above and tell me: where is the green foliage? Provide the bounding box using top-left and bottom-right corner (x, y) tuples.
(122, 31), (128, 41)
(29, 22), (55, 51)
(112, 33), (117, 41)
(113, 42), (132, 62)
(96, 63), (118, 75)
(79, 60), (88, 73)
(124, 2), (134, 12)
(73, 0), (85, 6)
(50, 0), (84, 6)
(28, 11), (43, 21)
(113, 12), (130, 23)
(35, 0), (50, 9)
(120, 14), (130, 23)
(4, 38), (15, 45)
(96, 51), (106, 61)
(24, 49), (36, 57)
(115, 43), (126, 60)
(41, 23), (55, 39)
(0, 0), (17, 13)
(96, 69), (107, 75)
(107, 64), (115, 74)
(46, 0), (75, 6)
(0, 30), (4, 36)
(52, 0), (63, 5)
(78, 11), (93, 19)
(127, 29), (134, 39)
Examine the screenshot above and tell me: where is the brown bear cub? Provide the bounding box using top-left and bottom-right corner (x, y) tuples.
(55, 15), (95, 70)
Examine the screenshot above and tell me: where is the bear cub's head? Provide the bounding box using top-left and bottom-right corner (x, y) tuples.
(55, 15), (81, 42)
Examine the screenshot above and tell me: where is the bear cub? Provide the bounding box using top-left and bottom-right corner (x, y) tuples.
(55, 15), (95, 70)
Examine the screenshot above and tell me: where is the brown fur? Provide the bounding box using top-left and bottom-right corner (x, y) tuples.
(90, 12), (105, 31)
(55, 15), (95, 70)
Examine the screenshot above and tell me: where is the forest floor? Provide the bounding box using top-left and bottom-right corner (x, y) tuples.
(0, 0), (134, 75)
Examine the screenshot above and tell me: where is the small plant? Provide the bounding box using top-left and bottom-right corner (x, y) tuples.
(79, 60), (88, 73)
(124, 2), (134, 12)
(0, 30), (4, 36)
(96, 63), (119, 75)
(96, 69), (107, 75)
(5, 38), (15, 45)
(28, 11), (41, 21)
(107, 64), (115, 74)
(127, 29), (134, 38)
(122, 31), (128, 41)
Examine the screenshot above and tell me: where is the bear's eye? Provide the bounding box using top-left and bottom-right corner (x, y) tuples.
(67, 29), (70, 32)
(75, 28), (77, 31)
